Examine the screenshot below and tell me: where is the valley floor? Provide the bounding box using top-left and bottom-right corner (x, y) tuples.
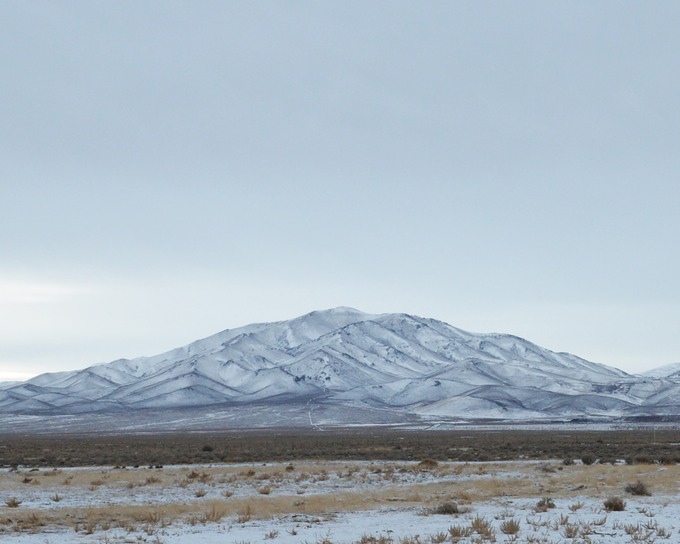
(1, 458), (679, 543)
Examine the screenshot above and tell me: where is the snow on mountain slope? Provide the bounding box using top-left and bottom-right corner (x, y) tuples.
(0, 308), (676, 424)
(642, 362), (680, 381)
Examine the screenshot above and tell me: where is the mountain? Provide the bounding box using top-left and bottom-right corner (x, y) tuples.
(1, 308), (679, 431)
(641, 363), (680, 381)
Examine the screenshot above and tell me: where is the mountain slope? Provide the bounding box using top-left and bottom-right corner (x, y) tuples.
(1, 308), (677, 427)
(642, 363), (680, 381)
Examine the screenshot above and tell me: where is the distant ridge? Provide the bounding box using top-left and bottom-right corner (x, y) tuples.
(1, 308), (679, 430)
(641, 362), (680, 381)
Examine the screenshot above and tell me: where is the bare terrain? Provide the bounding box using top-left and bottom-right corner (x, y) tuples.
(1, 428), (680, 542)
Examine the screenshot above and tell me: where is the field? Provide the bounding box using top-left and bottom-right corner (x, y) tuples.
(3, 427), (680, 467)
(1, 428), (680, 543)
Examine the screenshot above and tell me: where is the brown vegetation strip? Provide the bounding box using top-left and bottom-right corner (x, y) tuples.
(2, 428), (680, 467)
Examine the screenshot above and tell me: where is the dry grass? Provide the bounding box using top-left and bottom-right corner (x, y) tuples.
(499, 518), (521, 535)
(1, 459), (679, 535)
(200, 502), (227, 523)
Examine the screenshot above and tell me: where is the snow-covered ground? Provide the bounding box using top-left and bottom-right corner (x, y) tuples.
(1, 460), (678, 543)
(8, 500), (679, 544)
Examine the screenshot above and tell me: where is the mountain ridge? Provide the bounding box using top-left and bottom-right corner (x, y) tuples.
(1, 308), (679, 430)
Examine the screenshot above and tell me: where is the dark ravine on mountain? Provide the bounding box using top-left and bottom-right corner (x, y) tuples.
(2, 308), (679, 431)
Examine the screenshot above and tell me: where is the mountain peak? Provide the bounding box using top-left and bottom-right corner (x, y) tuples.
(297, 306), (369, 321)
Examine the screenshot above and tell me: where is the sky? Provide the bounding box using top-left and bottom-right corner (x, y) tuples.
(1, 1), (679, 382)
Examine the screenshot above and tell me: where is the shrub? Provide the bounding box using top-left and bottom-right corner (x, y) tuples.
(604, 497), (626, 512)
(133, 510), (163, 524)
(237, 504), (252, 523)
(200, 504), (225, 523)
(500, 518), (521, 535)
(431, 501), (459, 515)
(580, 454), (596, 465)
(561, 524), (579, 538)
(535, 497), (555, 511)
(470, 515), (494, 538)
(417, 459), (439, 470)
(568, 501), (584, 512)
(625, 480), (651, 496)
(429, 531), (447, 543)
(448, 525), (473, 540)
(5, 497), (22, 507)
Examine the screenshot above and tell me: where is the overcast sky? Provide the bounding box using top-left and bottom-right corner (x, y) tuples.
(2, 1), (679, 381)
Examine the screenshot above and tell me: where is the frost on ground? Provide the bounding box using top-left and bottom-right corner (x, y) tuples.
(1, 459), (678, 543)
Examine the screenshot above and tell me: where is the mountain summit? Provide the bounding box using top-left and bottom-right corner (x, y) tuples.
(1, 308), (679, 428)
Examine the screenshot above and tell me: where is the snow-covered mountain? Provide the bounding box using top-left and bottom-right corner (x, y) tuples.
(641, 363), (680, 381)
(1, 308), (679, 428)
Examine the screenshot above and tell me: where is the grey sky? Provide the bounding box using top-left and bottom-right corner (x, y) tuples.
(2, 1), (679, 381)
